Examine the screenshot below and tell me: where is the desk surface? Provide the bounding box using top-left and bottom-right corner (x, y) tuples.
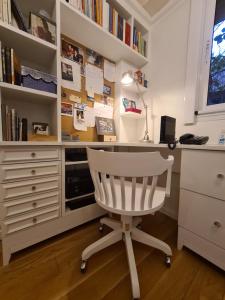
(0, 141), (225, 151)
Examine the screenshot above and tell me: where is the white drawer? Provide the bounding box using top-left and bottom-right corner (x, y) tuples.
(0, 147), (60, 164)
(181, 150), (225, 200)
(179, 189), (225, 249)
(0, 161), (61, 182)
(0, 191), (60, 219)
(3, 205), (60, 234)
(0, 176), (60, 200)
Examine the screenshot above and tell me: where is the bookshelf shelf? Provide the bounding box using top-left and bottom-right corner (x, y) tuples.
(0, 21), (57, 68)
(60, 0), (148, 68)
(122, 83), (147, 94)
(120, 111), (145, 119)
(0, 82), (58, 104)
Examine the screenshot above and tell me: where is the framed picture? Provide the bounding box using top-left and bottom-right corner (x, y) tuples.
(96, 117), (116, 136)
(61, 102), (73, 117)
(30, 13), (56, 44)
(86, 48), (103, 67)
(103, 84), (111, 96)
(32, 122), (49, 135)
(61, 62), (73, 81)
(62, 39), (84, 65)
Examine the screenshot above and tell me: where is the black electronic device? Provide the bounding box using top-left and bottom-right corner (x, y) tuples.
(179, 134), (209, 145)
(160, 116), (176, 144)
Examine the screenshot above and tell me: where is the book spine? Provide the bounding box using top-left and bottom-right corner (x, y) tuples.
(115, 10), (118, 37)
(7, 0), (11, 24)
(11, 0), (28, 32)
(6, 106), (10, 141)
(103, 0), (109, 31)
(2, 0), (8, 23)
(5, 47), (12, 83)
(0, 0), (3, 21)
(21, 118), (28, 141)
(11, 108), (16, 141)
(1, 104), (6, 140)
(11, 48), (15, 84)
(125, 22), (131, 46)
(109, 5), (113, 34)
(1, 47), (6, 82)
(0, 41), (2, 82)
(123, 18), (126, 43)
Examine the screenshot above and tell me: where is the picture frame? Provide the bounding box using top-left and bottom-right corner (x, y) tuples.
(62, 39), (84, 65)
(103, 84), (111, 96)
(95, 117), (116, 136)
(30, 13), (56, 44)
(32, 122), (49, 136)
(61, 102), (73, 117)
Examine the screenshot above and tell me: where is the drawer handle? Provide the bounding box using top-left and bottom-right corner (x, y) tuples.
(213, 221), (222, 228)
(31, 152), (36, 158)
(217, 173), (224, 179)
(31, 170), (36, 175)
(32, 202), (37, 208)
(33, 217), (37, 224)
(32, 186), (36, 191)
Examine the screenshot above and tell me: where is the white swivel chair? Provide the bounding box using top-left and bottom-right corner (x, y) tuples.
(81, 148), (174, 299)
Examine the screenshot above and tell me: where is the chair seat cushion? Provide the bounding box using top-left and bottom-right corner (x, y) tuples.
(96, 179), (166, 216)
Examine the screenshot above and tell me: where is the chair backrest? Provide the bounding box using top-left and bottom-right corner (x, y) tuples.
(87, 148), (174, 211)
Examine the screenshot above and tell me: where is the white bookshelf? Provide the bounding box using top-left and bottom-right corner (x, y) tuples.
(0, 0), (150, 144)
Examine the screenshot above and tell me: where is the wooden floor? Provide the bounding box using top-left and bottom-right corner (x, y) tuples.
(0, 213), (225, 300)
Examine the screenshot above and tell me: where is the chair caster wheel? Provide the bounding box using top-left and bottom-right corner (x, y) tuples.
(99, 224), (104, 232)
(80, 260), (88, 273)
(165, 256), (171, 267)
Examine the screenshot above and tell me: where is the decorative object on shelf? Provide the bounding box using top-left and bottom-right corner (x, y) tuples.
(21, 66), (57, 94)
(61, 102), (73, 117)
(32, 122), (49, 136)
(11, 0), (29, 32)
(121, 71), (151, 143)
(96, 116), (115, 136)
(30, 12), (56, 44)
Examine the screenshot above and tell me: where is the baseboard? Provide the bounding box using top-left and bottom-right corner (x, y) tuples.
(161, 207), (178, 220)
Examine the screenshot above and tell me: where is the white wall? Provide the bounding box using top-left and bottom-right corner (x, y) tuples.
(150, 0), (225, 144)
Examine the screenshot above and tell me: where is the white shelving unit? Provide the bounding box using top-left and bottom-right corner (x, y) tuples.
(0, 0), (149, 144)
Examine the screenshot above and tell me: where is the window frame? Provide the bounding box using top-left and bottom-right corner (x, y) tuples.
(198, 0), (225, 115)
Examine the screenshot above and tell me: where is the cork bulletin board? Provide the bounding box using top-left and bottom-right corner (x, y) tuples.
(61, 35), (115, 142)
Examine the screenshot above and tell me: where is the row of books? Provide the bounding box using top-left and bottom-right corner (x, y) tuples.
(0, 0), (28, 32)
(0, 41), (21, 84)
(1, 105), (27, 141)
(133, 27), (147, 57)
(66, 0), (103, 26)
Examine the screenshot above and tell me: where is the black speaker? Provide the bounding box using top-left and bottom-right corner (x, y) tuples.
(160, 116), (176, 144)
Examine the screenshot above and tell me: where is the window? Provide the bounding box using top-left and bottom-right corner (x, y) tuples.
(200, 0), (225, 114)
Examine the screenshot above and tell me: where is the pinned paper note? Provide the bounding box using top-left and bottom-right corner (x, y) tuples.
(73, 104), (87, 131)
(86, 63), (103, 95)
(61, 58), (81, 92)
(94, 102), (113, 119)
(104, 59), (116, 82)
(85, 106), (95, 127)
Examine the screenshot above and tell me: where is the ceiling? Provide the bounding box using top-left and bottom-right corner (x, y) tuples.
(137, 0), (170, 17)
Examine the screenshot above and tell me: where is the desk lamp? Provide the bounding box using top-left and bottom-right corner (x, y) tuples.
(121, 71), (151, 143)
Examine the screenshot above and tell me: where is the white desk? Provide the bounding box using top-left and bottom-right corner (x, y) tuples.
(0, 142), (225, 269)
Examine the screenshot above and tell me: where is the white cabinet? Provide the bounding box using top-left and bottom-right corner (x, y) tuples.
(178, 149), (225, 271)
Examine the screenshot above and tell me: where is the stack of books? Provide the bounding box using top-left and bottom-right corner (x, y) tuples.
(1, 104), (27, 141)
(66, 0), (103, 26)
(133, 27), (147, 57)
(0, 0), (28, 32)
(106, 3), (131, 46)
(66, 0), (131, 47)
(0, 41), (21, 84)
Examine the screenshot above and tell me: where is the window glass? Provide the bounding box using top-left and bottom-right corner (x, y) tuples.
(207, 0), (225, 106)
